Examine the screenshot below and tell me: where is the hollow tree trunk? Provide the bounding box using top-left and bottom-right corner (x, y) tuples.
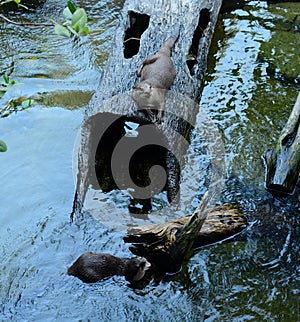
(72, 0), (249, 273)
(74, 0), (224, 212)
(263, 93), (300, 196)
(87, 0), (223, 108)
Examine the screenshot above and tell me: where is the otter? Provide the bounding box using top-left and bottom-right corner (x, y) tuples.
(67, 252), (151, 283)
(132, 34), (179, 123)
(132, 83), (167, 122)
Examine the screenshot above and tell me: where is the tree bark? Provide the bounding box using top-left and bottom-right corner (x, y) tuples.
(71, 0), (249, 273)
(124, 200), (247, 273)
(263, 93), (300, 196)
(74, 0), (224, 212)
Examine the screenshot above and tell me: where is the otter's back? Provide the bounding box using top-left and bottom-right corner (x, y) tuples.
(67, 252), (124, 283)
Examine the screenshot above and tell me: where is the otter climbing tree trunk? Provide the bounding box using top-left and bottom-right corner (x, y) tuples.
(73, 0), (224, 213)
(71, 0), (247, 273)
(263, 93), (300, 196)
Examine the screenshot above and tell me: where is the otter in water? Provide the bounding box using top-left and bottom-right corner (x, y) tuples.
(67, 252), (151, 283)
(132, 34), (178, 123)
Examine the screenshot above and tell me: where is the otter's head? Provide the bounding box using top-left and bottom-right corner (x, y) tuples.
(132, 82), (152, 98)
(124, 257), (151, 282)
(132, 82), (164, 112)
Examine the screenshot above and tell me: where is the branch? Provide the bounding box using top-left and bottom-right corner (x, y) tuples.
(0, 14), (54, 27)
(123, 37), (140, 44)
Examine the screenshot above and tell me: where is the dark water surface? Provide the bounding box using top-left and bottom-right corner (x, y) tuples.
(1, 0), (300, 321)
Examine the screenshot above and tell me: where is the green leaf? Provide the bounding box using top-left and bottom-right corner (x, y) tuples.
(81, 26), (89, 36)
(63, 7), (73, 20)
(54, 24), (71, 37)
(72, 8), (87, 31)
(67, 1), (76, 14)
(21, 99), (33, 109)
(0, 140), (7, 152)
(66, 25), (78, 37)
(3, 75), (9, 84)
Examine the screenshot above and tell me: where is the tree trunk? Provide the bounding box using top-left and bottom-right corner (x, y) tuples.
(263, 93), (300, 196)
(71, 0), (249, 273)
(74, 0), (224, 213)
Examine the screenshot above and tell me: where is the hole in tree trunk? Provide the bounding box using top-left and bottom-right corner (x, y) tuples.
(94, 114), (171, 214)
(187, 8), (210, 75)
(123, 11), (150, 59)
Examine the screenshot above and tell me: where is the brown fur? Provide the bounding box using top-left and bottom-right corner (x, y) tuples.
(67, 252), (151, 283)
(133, 35), (178, 123)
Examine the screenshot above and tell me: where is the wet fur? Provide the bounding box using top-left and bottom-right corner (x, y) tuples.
(67, 252), (150, 283)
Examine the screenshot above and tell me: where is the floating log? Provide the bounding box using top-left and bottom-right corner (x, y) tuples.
(124, 201), (247, 273)
(74, 0), (224, 214)
(263, 93), (300, 196)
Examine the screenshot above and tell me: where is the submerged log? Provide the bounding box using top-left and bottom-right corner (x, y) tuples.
(124, 201), (247, 273)
(263, 93), (300, 196)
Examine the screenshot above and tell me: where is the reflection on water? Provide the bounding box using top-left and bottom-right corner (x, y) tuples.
(1, 0), (300, 321)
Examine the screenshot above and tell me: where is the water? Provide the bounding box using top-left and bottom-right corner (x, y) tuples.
(1, 0), (300, 321)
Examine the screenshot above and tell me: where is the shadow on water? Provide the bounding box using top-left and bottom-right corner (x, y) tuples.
(1, 0), (300, 321)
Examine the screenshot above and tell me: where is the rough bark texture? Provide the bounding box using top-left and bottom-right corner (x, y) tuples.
(74, 0), (224, 209)
(71, 0), (249, 272)
(263, 93), (300, 196)
(124, 202), (247, 273)
(87, 0), (223, 108)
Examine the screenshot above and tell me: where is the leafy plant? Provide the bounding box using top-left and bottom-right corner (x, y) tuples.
(0, 0), (27, 9)
(0, 74), (17, 99)
(0, 97), (33, 118)
(2, 74), (16, 86)
(1, 1), (90, 38)
(54, 1), (89, 38)
(0, 140), (7, 152)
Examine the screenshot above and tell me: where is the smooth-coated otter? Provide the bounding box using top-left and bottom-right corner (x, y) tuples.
(133, 34), (178, 123)
(67, 252), (151, 283)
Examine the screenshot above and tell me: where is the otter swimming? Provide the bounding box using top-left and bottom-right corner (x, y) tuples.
(132, 34), (178, 123)
(67, 252), (151, 283)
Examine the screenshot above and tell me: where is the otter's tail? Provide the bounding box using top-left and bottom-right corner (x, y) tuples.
(163, 33), (179, 50)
